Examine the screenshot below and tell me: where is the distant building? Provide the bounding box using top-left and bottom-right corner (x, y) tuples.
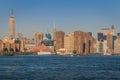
(97, 33), (107, 41)
(0, 10), (25, 54)
(42, 39), (54, 46)
(29, 44), (51, 53)
(45, 33), (52, 40)
(0, 40), (3, 54)
(55, 31), (65, 52)
(64, 33), (74, 54)
(93, 40), (97, 53)
(96, 40), (107, 54)
(2, 36), (25, 53)
(96, 25), (116, 55)
(74, 30), (94, 55)
(114, 34), (120, 54)
(101, 25), (115, 35)
(18, 33), (23, 39)
(8, 10), (16, 39)
(107, 34), (114, 53)
(34, 32), (43, 46)
(24, 38), (35, 51)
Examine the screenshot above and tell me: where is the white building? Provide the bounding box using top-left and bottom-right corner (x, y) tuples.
(96, 25), (115, 55)
(64, 33), (74, 54)
(96, 40), (108, 55)
(100, 25), (115, 36)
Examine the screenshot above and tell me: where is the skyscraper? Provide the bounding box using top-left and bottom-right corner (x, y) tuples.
(100, 25), (115, 35)
(96, 25), (116, 54)
(8, 9), (16, 39)
(55, 31), (65, 50)
(74, 31), (94, 55)
(0, 40), (3, 54)
(114, 35), (120, 54)
(64, 33), (74, 54)
(34, 32), (43, 46)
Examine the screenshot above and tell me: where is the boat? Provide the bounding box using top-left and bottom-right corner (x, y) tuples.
(103, 53), (111, 55)
(37, 52), (51, 55)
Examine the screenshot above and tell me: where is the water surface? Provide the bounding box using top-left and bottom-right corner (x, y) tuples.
(0, 55), (120, 80)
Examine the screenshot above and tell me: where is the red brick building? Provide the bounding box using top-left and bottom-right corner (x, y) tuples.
(0, 40), (3, 54)
(74, 31), (94, 55)
(55, 31), (65, 50)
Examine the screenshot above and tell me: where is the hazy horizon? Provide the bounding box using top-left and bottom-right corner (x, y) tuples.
(0, 0), (120, 39)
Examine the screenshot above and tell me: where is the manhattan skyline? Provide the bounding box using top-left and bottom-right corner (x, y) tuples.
(0, 0), (120, 38)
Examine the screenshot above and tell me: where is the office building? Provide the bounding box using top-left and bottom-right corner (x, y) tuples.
(64, 33), (74, 54)
(96, 25), (116, 54)
(114, 34), (120, 54)
(0, 40), (3, 54)
(8, 10), (16, 39)
(55, 31), (65, 51)
(74, 31), (94, 55)
(100, 25), (115, 36)
(34, 32), (43, 46)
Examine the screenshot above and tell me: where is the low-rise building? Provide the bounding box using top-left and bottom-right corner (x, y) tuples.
(2, 36), (25, 54)
(29, 44), (52, 53)
(24, 38), (36, 52)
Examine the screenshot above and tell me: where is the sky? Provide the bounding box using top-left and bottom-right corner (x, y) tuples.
(0, 0), (120, 38)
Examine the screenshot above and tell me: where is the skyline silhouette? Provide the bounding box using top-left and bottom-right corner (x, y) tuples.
(0, 0), (120, 38)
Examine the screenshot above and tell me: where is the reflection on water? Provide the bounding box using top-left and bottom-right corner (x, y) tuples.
(0, 55), (120, 80)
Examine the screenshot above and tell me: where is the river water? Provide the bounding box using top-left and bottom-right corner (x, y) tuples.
(0, 55), (120, 80)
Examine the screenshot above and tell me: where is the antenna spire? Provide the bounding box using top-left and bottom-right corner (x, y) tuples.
(11, 9), (14, 18)
(53, 22), (56, 31)
(53, 22), (56, 41)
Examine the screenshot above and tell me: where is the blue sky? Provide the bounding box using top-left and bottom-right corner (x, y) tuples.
(0, 0), (120, 38)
